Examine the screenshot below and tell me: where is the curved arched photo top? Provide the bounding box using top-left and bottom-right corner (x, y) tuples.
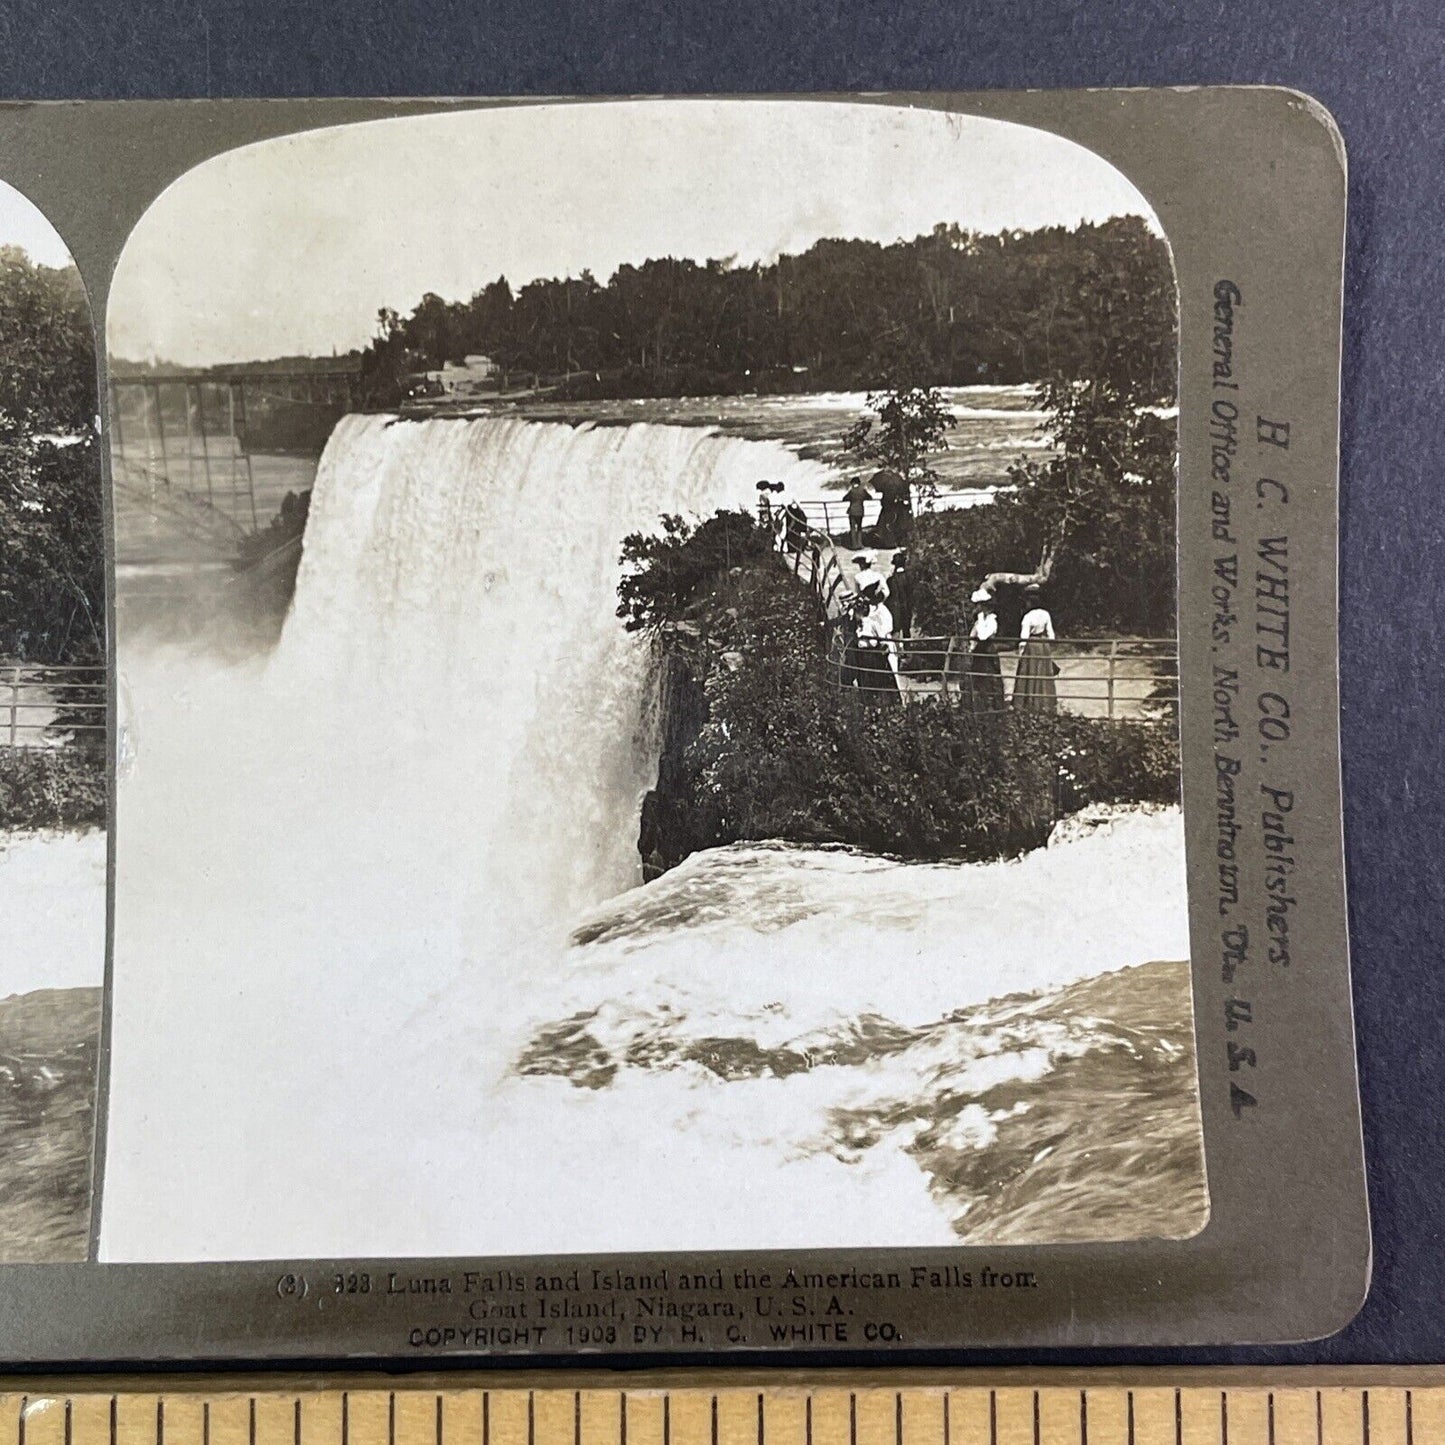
(0, 175), (106, 1264)
(109, 99), (1170, 372)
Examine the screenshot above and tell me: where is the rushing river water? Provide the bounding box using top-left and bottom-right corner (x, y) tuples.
(98, 407), (1203, 1260)
(490, 384), (1050, 490)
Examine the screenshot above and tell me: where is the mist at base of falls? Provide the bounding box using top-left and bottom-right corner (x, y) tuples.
(98, 413), (1203, 1261)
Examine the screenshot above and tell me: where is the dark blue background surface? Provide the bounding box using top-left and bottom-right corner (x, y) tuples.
(0, 0), (1439, 1366)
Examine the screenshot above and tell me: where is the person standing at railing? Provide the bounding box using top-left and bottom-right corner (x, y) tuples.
(851, 553), (889, 605)
(755, 479), (774, 532)
(965, 585), (1006, 713)
(755, 479), (786, 540)
(1012, 583), (1058, 712)
(853, 588), (901, 704)
(842, 478), (873, 547)
(887, 549), (915, 637)
(871, 467), (913, 547)
(782, 501), (808, 556)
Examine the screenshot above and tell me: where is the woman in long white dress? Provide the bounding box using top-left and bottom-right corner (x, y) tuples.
(965, 585), (1006, 712)
(1012, 583), (1057, 712)
(854, 593), (901, 704)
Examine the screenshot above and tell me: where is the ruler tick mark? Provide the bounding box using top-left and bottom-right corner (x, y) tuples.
(1127, 1392), (1135, 1445)
(342, 1394), (349, 1445)
(620, 1394), (627, 1445)
(437, 1395), (444, 1445)
(662, 1397), (670, 1445)
(574, 1393), (581, 1445)
(249, 1399), (256, 1445)
(988, 1390), (997, 1445)
(18, 1396), (25, 1445)
(482, 1395), (489, 1445)
(295, 1400), (303, 1445)
(711, 1396), (718, 1445)
(65, 1400), (73, 1445)
(758, 1393), (765, 1445)
(1268, 1393), (1276, 1445)
(1030, 1390), (1038, 1445)
(1362, 1390), (1370, 1445)
(1316, 1391), (1323, 1445)
(1407, 1390), (1414, 1445)
(202, 1401), (209, 1445)
(941, 1393), (949, 1445)
(527, 1395), (535, 1445)
(1081, 1390), (1089, 1445)
(389, 1394), (397, 1445)
(894, 1394), (902, 1445)
(157, 1398), (165, 1445)
(1221, 1390), (1228, 1445)
(1174, 1390), (1182, 1445)
(804, 1397), (811, 1445)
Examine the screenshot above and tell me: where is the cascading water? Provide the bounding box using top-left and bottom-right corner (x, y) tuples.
(99, 412), (1204, 1262)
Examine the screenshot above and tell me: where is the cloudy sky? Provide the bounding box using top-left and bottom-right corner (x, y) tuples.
(0, 177), (76, 268)
(109, 99), (1157, 367)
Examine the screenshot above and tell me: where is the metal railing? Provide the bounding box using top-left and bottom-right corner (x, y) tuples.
(825, 634), (1178, 719)
(767, 491), (997, 544)
(1, 664), (107, 747)
(766, 503), (1177, 721)
(774, 525), (852, 620)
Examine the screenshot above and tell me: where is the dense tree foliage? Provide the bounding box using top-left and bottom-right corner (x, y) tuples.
(907, 387), (1176, 639)
(358, 216), (1175, 404)
(632, 558), (1178, 868)
(0, 746), (105, 828)
(0, 247), (102, 666)
(616, 510), (773, 633)
(841, 385), (957, 503)
(904, 230), (1178, 636)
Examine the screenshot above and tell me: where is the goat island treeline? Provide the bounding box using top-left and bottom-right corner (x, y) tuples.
(353, 215), (1175, 405)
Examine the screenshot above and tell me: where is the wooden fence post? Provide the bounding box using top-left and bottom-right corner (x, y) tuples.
(8, 667), (18, 746)
(1107, 638), (1119, 719)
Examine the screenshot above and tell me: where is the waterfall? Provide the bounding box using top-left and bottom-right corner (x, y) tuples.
(99, 414), (833, 1260)
(98, 412), (1198, 1262)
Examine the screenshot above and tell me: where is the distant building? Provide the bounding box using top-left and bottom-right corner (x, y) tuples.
(427, 354), (503, 397)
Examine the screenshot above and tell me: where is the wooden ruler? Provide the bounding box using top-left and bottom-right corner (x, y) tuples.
(3, 1375), (1444, 1445)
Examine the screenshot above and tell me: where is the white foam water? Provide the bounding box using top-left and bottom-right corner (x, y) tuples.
(99, 413), (1196, 1261)
(0, 830), (106, 996)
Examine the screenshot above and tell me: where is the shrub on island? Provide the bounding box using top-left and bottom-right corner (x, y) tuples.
(0, 745), (106, 831)
(628, 536), (1179, 870)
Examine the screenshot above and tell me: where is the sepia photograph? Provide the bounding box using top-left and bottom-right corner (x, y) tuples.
(0, 179), (107, 1261)
(96, 98), (1203, 1261)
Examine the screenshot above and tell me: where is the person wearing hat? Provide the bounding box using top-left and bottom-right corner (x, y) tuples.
(842, 477), (873, 548)
(888, 548), (915, 640)
(1012, 582), (1058, 712)
(852, 553), (889, 603)
(853, 591), (901, 705)
(965, 584), (1005, 712)
(754, 479), (775, 532)
(869, 466), (913, 547)
(776, 497), (806, 557)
